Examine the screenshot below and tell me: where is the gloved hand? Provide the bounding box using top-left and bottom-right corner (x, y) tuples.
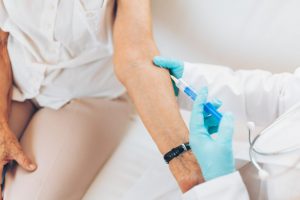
(153, 56), (184, 96)
(190, 88), (236, 181)
(153, 56), (221, 134)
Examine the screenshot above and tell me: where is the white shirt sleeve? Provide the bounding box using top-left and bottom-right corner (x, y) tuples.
(0, 1), (8, 28)
(182, 171), (249, 200)
(178, 62), (300, 126)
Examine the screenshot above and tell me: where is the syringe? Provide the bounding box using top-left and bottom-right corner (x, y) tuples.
(171, 75), (223, 123)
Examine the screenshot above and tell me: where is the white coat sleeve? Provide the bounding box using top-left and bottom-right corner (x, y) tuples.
(182, 171), (249, 200)
(178, 63), (300, 126)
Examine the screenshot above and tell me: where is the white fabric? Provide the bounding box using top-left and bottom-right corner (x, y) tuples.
(0, 1), (7, 27)
(0, 0), (124, 109)
(253, 102), (300, 168)
(183, 172), (249, 200)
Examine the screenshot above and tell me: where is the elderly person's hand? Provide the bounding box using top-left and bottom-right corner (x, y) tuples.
(0, 122), (37, 172)
(0, 31), (36, 199)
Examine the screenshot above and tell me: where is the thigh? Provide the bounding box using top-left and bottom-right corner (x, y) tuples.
(8, 100), (36, 138)
(4, 97), (132, 200)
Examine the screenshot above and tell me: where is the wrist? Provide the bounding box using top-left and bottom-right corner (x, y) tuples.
(155, 127), (189, 155)
(0, 118), (10, 131)
(161, 131), (204, 191)
(152, 128), (204, 192)
(169, 151), (205, 192)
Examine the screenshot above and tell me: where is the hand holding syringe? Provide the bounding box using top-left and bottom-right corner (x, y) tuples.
(153, 56), (223, 127)
(154, 57), (236, 182)
(170, 75), (223, 124)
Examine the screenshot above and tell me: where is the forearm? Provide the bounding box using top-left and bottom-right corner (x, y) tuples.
(0, 30), (12, 123)
(114, 0), (203, 191)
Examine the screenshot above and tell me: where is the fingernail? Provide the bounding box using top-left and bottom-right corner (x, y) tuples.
(29, 164), (36, 170)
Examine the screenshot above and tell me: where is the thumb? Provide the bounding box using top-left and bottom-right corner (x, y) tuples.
(217, 113), (234, 143)
(13, 150), (37, 172)
(190, 87), (208, 135)
(210, 98), (222, 110)
(153, 56), (184, 78)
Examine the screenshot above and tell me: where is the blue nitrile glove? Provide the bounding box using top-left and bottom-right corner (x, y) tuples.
(153, 56), (222, 134)
(153, 56), (184, 96)
(205, 98), (222, 134)
(190, 88), (235, 181)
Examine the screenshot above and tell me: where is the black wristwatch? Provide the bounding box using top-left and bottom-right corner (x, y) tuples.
(163, 143), (191, 164)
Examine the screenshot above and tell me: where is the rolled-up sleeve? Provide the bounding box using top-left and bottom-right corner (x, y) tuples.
(0, 1), (8, 28)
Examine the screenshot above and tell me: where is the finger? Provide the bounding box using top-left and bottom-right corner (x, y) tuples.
(190, 88), (209, 136)
(217, 113), (234, 142)
(204, 98), (222, 118)
(13, 150), (36, 172)
(204, 115), (219, 126)
(153, 56), (184, 78)
(211, 98), (222, 110)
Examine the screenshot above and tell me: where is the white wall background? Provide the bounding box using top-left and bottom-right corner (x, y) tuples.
(152, 0), (300, 73)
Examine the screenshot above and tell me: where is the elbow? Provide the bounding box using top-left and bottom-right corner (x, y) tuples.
(113, 37), (160, 85)
(113, 54), (136, 86)
(113, 49), (159, 86)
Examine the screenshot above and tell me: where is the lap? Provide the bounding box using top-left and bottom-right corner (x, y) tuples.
(4, 97), (132, 200)
(8, 100), (36, 139)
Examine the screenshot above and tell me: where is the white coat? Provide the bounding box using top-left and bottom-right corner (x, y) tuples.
(179, 62), (300, 200)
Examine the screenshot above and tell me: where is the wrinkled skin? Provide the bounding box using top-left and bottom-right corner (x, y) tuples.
(0, 30), (36, 199)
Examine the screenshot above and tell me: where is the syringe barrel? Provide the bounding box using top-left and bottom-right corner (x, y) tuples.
(175, 78), (222, 123)
(176, 78), (198, 101)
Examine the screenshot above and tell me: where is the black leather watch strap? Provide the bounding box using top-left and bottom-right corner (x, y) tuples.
(163, 143), (191, 164)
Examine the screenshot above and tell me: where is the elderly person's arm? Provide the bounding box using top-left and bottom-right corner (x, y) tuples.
(113, 1), (203, 192)
(0, 31), (11, 118)
(0, 30), (36, 196)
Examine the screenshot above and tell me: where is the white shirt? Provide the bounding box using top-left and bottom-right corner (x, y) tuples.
(0, 0), (125, 109)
